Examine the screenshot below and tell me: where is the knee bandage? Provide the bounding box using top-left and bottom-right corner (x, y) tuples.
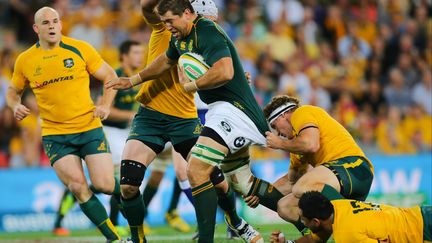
(190, 143), (225, 166)
(224, 163), (254, 195)
(120, 160), (146, 186)
(210, 166), (225, 185)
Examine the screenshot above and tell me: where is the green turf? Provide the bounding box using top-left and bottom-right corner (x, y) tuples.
(0, 223), (335, 242)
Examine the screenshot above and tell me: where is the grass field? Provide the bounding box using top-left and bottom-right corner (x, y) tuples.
(0, 223), (336, 243)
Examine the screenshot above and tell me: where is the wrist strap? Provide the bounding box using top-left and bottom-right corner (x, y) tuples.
(130, 73), (142, 86)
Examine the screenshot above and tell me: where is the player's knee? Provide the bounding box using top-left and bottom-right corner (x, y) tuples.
(225, 164), (254, 195)
(120, 159), (146, 186)
(68, 181), (89, 200)
(186, 160), (211, 186)
(292, 182), (321, 198)
(277, 198), (297, 222)
(120, 184), (139, 199)
(91, 176), (115, 194)
(209, 166), (225, 185)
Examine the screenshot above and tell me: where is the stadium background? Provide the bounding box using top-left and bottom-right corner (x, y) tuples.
(0, 0), (430, 241)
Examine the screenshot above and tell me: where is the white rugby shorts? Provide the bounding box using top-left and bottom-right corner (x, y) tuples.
(204, 101), (266, 154)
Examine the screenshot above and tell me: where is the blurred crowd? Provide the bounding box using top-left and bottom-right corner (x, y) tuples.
(0, 0), (431, 168)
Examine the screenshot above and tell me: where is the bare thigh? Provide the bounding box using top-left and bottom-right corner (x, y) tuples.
(85, 153), (115, 194)
(291, 165), (340, 197)
(53, 154), (90, 203)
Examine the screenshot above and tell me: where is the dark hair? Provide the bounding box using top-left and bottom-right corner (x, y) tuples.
(157, 0), (194, 17)
(299, 191), (334, 220)
(263, 95), (300, 119)
(119, 40), (140, 61)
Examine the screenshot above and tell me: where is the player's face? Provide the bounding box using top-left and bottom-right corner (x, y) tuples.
(33, 10), (62, 45)
(160, 10), (193, 40)
(125, 45), (144, 70)
(300, 213), (321, 233)
(270, 112), (294, 139)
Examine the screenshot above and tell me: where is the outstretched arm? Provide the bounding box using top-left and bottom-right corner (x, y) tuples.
(105, 53), (175, 90)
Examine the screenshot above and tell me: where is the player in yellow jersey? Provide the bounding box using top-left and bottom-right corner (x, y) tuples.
(271, 191), (432, 243)
(6, 7), (121, 242)
(254, 95), (374, 234)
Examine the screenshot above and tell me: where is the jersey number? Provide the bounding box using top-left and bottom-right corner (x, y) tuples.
(350, 201), (381, 214)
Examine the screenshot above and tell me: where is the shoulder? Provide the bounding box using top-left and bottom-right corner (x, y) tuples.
(15, 45), (37, 65)
(196, 17), (222, 34)
(61, 36), (95, 51)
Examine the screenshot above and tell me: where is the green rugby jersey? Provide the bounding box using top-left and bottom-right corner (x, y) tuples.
(166, 15), (269, 135)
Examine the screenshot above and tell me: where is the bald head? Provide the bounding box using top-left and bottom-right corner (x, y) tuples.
(33, 6), (62, 49)
(34, 7), (59, 23)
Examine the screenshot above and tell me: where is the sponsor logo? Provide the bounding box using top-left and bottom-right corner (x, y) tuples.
(185, 65), (200, 78)
(234, 137), (246, 148)
(43, 54), (58, 59)
(180, 41), (186, 50)
(63, 58), (74, 68)
(193, 123), (203, 134)
(188, 40), (194, 51)
(220, 121), (231, 132)
(233, 101), (244, 110)
(33, 66), (42, 76)
(97, 141), (106, 151)
(34, 75), (74, 88)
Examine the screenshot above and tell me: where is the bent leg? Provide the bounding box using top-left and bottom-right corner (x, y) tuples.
(120, 139), (158, 243)
(53, 155), (119, 241)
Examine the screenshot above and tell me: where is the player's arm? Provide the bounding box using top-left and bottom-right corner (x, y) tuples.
(7, 55), (30, 121)
(105, 53), (175, 90)
(266, 123), (320, 154)
(107, 107), (135, 123)
(92, 61), (118, 120)
(140, 0), (161, 25)
(184, 57), (234, 92)
(6, 84), (30, 121)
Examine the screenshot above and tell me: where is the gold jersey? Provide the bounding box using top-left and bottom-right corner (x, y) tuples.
(332, 200), (423, 243)
(12, 36), (103, 136)
(289, 105), (371, 169)
(135, 22), (197, 118)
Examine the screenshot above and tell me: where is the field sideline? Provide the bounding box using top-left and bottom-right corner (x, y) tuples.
(0, 223), (336, 242)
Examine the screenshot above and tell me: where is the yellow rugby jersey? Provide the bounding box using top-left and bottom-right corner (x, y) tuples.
(12, 36), (103, 136)
(290, 105), (372, 169)
(135, 21), (196, 119)
(331, 200), (423, 243)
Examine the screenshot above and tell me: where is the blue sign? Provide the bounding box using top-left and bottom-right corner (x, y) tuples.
(0, 154), (430, 232)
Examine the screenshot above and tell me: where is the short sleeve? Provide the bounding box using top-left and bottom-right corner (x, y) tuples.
(198, 23), (231, 66)
(11, 53), (28, 90)
(166, 37), (180, 61)
(79, 41), (104, 74)
(291, 106), (318, 134)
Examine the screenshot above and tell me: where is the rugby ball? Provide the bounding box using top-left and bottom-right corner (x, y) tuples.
(178, 52), (209, 82)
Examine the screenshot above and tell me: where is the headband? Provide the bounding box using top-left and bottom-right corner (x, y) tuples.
(267, 102), (297, 124)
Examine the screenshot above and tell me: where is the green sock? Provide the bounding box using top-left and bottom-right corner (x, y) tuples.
(248, 177), (284, 212)
(216, 187), (241, 227)
(192, 181), (217, 243)
(113, 177), (121, 197)
(79, 194), (119, 240)
(142, 184), (158, 218)
(321, 184), (344, 200)
(109, 195), (120, 225)
(168, 178), (182, 212)
(122, 193), (145, 242)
